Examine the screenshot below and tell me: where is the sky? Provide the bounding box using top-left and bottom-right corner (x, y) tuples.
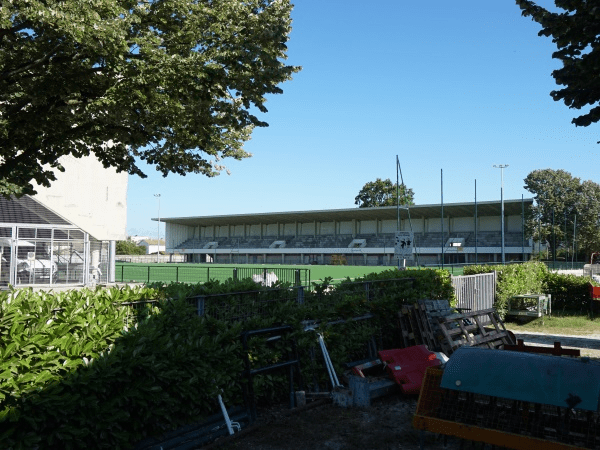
(126, 0), (600, 238)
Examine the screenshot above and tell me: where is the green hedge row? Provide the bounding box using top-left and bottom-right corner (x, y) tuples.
(463, 262), (593, 314)
(1, 268), (453, 449)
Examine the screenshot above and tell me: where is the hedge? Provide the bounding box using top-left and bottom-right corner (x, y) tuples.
(1, 268), (453, 448)
(463, 261), (594, 315)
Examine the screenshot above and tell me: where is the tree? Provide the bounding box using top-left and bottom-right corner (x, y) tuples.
(524, 168), (600, 260)
(116, 240), (146, 256)
(0, 0), (299, 197)
(516, 1), (600, 131)
(354, 178), (415, 208)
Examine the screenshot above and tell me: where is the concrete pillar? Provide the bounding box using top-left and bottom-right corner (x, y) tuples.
(108, 240), (116, 283)
(91, 247), (100, 283)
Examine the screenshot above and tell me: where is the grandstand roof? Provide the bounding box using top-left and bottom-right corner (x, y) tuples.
(158, 199), (533, 227)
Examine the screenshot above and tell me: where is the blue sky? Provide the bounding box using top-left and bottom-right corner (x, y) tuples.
(126, 0), (600, 238)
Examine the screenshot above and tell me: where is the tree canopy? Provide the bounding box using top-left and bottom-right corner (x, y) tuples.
(524, 168), (600, 260)
(116, 240), (146, 256)
(517, 1), (600, 131)
(354, 178), (415, 208)
(0, 0), (299, 197)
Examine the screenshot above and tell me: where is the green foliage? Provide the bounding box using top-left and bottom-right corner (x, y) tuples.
(1, 269), (454, 447)
(463, 264), (496, 275)
(523, 168), (600, 260)
(354, 178), (415, 208)
(115, 240), (146, 255)
(464, 261), (593, 316)
(0, 0), (299, 197)
(517, 1), (600, 129)
(464, 262), (548, 317)
(2, 297), (243, 449)
(544, 272), (591, 312)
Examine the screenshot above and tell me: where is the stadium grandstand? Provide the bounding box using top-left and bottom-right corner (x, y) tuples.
(161, 199), (533, 266)
(0, 155), (127, 288)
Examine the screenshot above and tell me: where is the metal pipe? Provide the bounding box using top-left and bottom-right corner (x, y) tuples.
(154, 193), (161, 263)
(441, 169), (444, 269)
(218, 394), (239, 435)
(317, 332), (341, 388)
(493, 165), (509, 264)
(475, 179), (478, 264)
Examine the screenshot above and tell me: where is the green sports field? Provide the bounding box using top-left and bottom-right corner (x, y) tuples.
(114, 262), (413, 285)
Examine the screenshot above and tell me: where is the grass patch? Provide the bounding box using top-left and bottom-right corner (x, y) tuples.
(505, 311), (600, 335)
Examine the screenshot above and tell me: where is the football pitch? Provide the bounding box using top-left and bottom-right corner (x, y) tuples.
(114, 262), (403, 285)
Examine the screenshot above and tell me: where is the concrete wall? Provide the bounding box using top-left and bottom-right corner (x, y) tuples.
(166, 223), (194, 248)
(32, 155), (128, 240)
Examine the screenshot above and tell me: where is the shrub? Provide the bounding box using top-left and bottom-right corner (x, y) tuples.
(544, 272), (591, 312)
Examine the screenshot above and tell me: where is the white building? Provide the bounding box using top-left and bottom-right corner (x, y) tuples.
(0, 155), (127, 287)
(139, 239), (165, 255)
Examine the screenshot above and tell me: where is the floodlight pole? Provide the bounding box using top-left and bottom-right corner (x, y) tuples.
(154, 194), (161, 263)
(493, 165), (508, 265)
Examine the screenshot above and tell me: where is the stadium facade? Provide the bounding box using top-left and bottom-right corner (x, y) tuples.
(162, 199), (533, 266)
(0, 155), (127, 287)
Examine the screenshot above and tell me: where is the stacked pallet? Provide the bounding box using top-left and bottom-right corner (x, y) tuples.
(397, 300), (515, 355)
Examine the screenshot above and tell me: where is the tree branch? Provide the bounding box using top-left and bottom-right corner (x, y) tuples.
(0, 42), (63, 81)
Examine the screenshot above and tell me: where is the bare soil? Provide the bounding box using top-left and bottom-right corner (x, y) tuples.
(205, 332), (600, 450)
(208, 393), (462, 450)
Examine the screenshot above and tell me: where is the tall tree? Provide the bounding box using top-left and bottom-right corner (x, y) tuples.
(516, 1), (600, 131)
(354, 178), (415, 208)
(524, 169), (600, 260)
(0, 0), (299, 197)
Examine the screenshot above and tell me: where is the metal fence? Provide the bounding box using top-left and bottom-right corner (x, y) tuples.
(115, 263), (311, 286)
(187, 277), (415, 322)
(451, 272), (497, 325)
(1, 226), (109, 288)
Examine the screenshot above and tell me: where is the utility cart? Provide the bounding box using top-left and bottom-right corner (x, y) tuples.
(506, 294), (551, 318)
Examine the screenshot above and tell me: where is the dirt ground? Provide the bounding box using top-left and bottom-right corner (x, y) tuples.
(209, 393), (462, 450)
(206, 332), (600, 450)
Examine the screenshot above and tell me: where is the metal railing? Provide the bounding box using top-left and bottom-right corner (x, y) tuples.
(186, 277), (415, 322)
(115, 263), (311, 286)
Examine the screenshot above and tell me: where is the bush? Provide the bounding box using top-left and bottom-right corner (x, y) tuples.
(116, 240), (146, 255)
(544, 272), (591, 312)
(1, 268), (454, 448)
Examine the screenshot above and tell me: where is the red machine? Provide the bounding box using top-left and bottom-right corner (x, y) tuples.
(378, 345), (442, 394)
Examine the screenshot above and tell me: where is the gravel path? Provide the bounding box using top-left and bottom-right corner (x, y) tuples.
(508, 330), (600, 358)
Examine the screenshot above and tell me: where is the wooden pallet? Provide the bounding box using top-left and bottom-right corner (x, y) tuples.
(435, 308), (515, 355)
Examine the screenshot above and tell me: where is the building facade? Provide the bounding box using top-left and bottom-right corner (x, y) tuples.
(161, 199), (533, 266)
(0, 155), (127, 287)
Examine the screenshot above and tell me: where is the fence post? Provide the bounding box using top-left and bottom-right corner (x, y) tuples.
(233, 268), (238, 282)
(263, 268), (267, 284)
(297, 286), (304, 305)
(364, 281), (372, 301)
(207, 267), (210, 282)
(176, 266), (179, 282)
(196, 296), (205, 316)
(295, 269), (301, 286)
(121, 265), (124, 282)
(148, 265), (151, 283)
